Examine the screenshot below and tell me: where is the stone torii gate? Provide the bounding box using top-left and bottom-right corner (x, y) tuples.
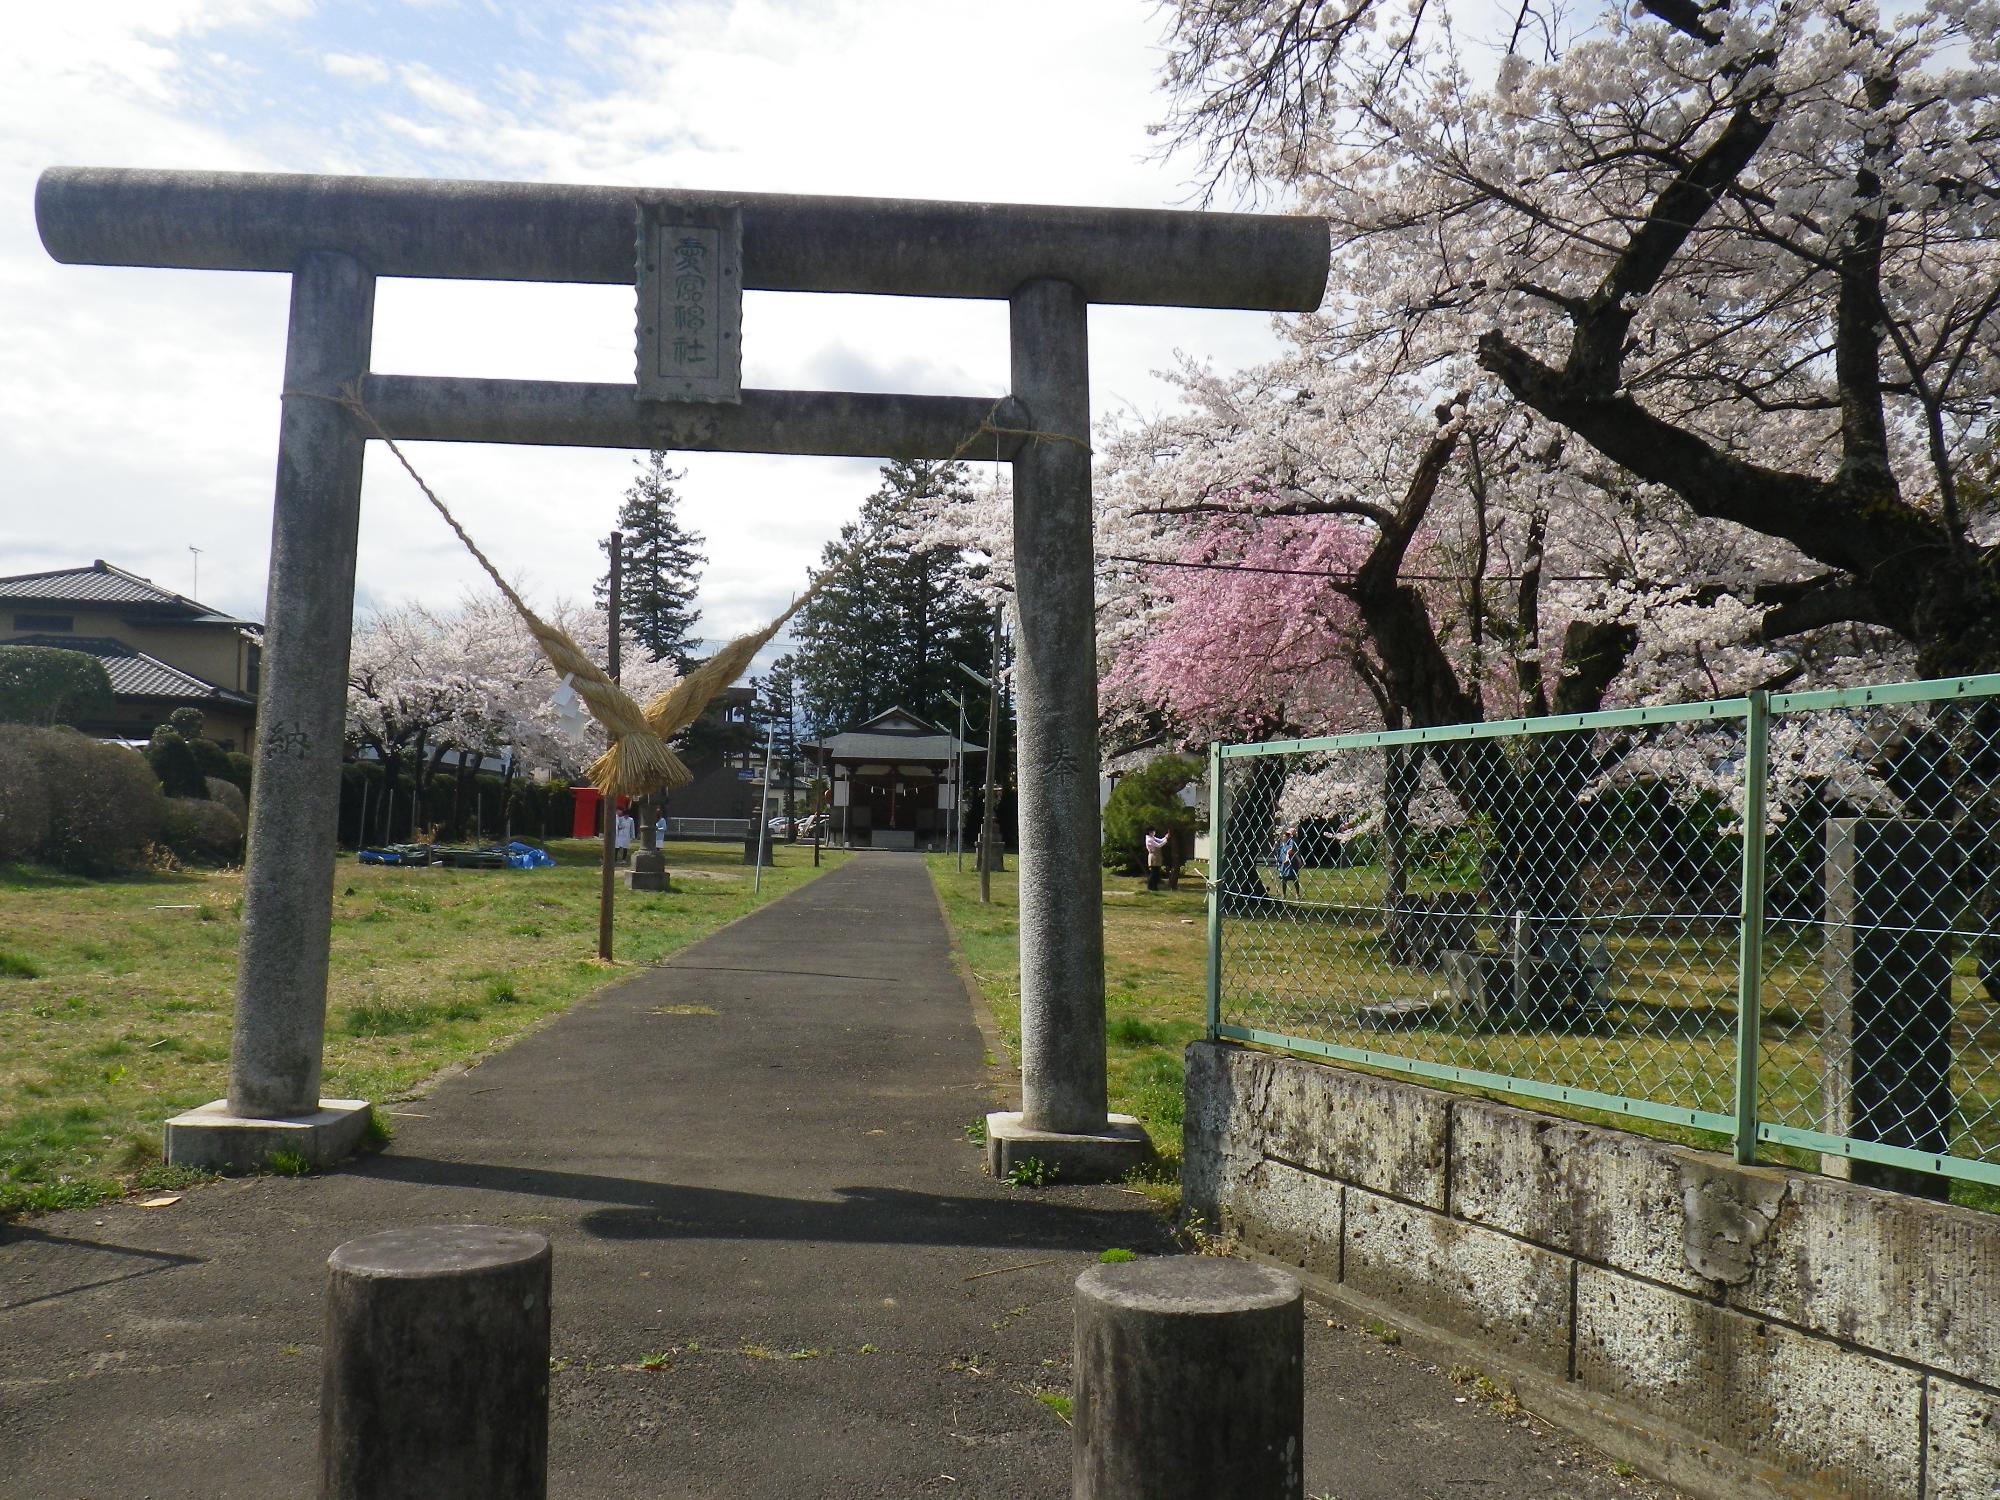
(36, 166), (1327, 1178)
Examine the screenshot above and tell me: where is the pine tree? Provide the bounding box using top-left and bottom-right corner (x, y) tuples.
(794, 460), (993, 733)
(598, 452), (706, 672)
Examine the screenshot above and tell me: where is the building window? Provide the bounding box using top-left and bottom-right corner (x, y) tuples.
(12, 612), (73, 631)
(246, 642), (262, 694)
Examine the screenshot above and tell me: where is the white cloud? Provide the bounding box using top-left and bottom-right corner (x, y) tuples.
(1, 0), (1291, 656)
(323, 52), (391, 84)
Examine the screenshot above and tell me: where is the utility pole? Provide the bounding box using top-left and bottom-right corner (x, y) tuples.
(960, 696), (976, 876)
(981, 622), (1003, 903)
(753, 722), (775, 893)
(187, 544), (202, 599)
(958, 621), (1005, 904)
(596, 531), (620, 962)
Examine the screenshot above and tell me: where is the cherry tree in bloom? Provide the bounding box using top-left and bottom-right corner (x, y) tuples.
(1160, 0), (2000, 681)
(1100, 509), (1374, 740)
(346, 590), (679, 790)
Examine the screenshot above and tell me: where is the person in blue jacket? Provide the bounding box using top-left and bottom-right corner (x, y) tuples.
(1275, 825), (1301, 901)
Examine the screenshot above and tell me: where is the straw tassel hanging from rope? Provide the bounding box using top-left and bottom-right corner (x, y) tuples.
(327, 383), (817, 800)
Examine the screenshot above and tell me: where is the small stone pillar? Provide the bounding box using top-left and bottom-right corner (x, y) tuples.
(627, 808), (669, 891)
(1073, 1259), (1303, 1500)
(321, 1225), (551, 1500)
(1822, 817), (1960, 1196)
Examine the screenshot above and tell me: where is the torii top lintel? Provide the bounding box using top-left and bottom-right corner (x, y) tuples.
(35, 167), (1330, 313)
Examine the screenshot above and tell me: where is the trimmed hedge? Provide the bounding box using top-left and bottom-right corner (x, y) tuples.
(204, 776), (248, 825)
(163, 797), (244, 865)
(0, 645), (113, 727)
(0, 734), (50, 863)
(0, 725), (164, 874)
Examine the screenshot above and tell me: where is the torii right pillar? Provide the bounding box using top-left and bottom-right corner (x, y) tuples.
(984, 277), (1146, 1182)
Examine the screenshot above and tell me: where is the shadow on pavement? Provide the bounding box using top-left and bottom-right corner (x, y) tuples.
(362, 1153), (1169, 1252)
(0, 1224), (205, 1312)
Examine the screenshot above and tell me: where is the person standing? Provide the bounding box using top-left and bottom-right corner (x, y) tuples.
(1275, 824), (1301, 901)
(1144, 826), (1169, 892)
(614, 808), (635, 865)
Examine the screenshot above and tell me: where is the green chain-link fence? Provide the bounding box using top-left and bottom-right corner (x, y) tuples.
(1206, 675), (2000, 1190)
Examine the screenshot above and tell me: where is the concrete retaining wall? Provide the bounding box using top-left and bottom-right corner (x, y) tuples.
(1184, 1041), (2000, 1500)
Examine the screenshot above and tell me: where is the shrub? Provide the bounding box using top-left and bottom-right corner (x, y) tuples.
(0, 725), (165, 873)
(203, 777), (248, 825)
(163, 797), (244, 866)
(223, 751), (254, 796)
(0, 646), (113, 727)
(0, 732), (52, 863)
(190, 736), (235, 785)
(168, 707), (206, 741)
(1101, 754), (1200, 874)
(147, 727), (208, 799)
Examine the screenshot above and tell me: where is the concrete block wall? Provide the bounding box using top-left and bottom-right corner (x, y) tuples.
(1184, 1041), (2000, 1500)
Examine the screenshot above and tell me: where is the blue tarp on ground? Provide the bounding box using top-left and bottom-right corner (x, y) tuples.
(357, 840), (554, 869)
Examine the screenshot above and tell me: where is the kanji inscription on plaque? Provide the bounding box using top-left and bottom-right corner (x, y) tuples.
(635, 202), (742, 404)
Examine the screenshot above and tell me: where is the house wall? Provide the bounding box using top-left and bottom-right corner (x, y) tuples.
(1184, 1040), (2000, 1500)
(1, 608), (253, 693)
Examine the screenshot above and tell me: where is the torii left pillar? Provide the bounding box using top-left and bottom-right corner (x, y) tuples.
(165, 251), (380, 1171)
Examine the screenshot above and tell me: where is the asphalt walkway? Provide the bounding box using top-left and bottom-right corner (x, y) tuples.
(0, 855), (1673, 1498)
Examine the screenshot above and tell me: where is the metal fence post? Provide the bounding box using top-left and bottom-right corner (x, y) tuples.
(1732, 690), (1770, 1166)
(1206, 741), (1225, 1042)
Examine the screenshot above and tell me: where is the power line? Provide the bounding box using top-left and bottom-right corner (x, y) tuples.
(1100, 552), (1623, 585)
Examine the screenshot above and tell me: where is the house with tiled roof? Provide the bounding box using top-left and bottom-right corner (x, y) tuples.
(0, 561), (261, 749)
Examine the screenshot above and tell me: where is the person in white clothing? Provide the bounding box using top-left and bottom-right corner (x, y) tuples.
(614, 809), (635, 864)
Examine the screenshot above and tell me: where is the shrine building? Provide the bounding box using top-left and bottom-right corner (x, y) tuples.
(803, 707), (982, 851)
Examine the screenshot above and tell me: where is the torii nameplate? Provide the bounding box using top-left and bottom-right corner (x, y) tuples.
(635, 201), (743, 404)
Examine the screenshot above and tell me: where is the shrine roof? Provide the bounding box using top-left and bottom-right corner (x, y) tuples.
(806, 706), (982, 762)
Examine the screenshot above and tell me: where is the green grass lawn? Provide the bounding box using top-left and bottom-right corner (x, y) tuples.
(0, 839), (847, 1216)
(927, 853), (2000, 1213)
(927, 853), (1209, 1201)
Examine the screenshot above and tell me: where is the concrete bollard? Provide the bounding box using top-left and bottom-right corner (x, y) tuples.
(320, 1226), (552, 1500)
(1073, 1259), (1303, 1500)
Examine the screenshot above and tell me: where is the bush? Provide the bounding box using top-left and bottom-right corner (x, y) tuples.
(0, 645), (114, 727)
(190, 735), (234, 784)
(203, 776), (248, 825)
(0, 733), (52, 863)
(223, 751), (253, 796)
(1101, 754), (1200, 874)
(0, 725), (164, 873)
(163, 797), (245, 865)
(147, 727), (208, 799)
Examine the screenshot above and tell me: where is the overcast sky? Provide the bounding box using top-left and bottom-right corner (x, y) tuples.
(0, 0), (1289, 653)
